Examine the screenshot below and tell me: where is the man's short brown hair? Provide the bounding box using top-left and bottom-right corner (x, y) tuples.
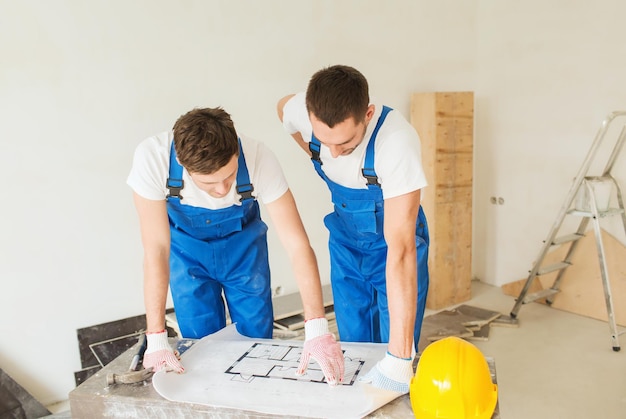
(172, 107), (239, 174)
(305, 65), (370, 127)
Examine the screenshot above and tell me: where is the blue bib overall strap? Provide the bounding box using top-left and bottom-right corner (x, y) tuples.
(361, 105), (392, 188)
(309, 105), (392, 188)
(165, 138), (272, 340)
(235, 140), (255, 202)
(168, 139), (254, 202)
(166, 141), (184, 199)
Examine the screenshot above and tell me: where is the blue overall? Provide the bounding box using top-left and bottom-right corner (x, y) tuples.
(309, 106), (430, 350)
(165, 140), (273, 339)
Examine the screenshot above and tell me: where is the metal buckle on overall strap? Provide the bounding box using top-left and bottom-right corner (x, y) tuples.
(166, 178), (184, 199)
(361, 169), (380, 186)
(237, 184), (255, 202)
(309, 142), (323, 164)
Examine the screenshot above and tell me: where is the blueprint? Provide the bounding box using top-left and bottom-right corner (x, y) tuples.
(152, 325), (402, 418)
(225, 342), (364, 385)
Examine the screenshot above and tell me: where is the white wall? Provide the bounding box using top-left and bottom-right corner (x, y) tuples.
(1, 0), (625, 406)
(0, 0), (476, 405)
(473, 0), (626, 286)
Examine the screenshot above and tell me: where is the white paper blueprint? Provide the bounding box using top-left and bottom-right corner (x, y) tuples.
(152, 325), (402, 418)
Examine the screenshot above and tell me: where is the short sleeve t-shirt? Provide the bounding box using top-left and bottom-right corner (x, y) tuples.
(281, 92), (427, 199)
(127, 132), (288, 210)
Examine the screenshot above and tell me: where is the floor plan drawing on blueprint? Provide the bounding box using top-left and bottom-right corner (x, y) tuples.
(225, 342), (364, 385)
(153, 325), (404, 418)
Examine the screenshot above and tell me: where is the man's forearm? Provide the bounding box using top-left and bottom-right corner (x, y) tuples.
(144, 257), (170, 333)
(265, 190), (326, 321)
(293, 246), (326, 320)
(386, 246), (417, 359)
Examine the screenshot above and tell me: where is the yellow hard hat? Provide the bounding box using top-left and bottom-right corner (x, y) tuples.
(410, 336), (498, 419)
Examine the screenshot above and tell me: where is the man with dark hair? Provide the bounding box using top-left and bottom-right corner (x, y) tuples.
(127, 107), (344, 386)
(277, 65), (430, 393)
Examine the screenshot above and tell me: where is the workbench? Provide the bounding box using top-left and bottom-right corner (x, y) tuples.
(69, 339), (500, 418)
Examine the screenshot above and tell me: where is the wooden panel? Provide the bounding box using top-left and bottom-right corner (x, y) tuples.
(411, 92), (474, 309)
(502, 229), (626, 326)
(0, 368), (51, 418)
(417, 304), (501, 352)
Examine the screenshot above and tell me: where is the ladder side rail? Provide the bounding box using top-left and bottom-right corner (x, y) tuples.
(510, 272), (540, 317)
(606, 174), (626, 236)
(588, 186), (621, 351)
(510, 213), (569, 317)
(564, 112), (620, 208)
(548, 218), (591, 303)
(609, 176), (626, 236)
(602, 124), (626, 176)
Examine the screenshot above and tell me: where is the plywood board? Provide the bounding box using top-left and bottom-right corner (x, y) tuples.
(502, 229), (626, 326)
(466, 324), (491, 341)
(273, 284), (334, 321)
(411, 92), (474, 309)
(417, 305), (501, 352)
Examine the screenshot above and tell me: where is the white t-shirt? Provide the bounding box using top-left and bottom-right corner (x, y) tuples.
(127, 131), (288, 210)
(282, 92), (427, 200)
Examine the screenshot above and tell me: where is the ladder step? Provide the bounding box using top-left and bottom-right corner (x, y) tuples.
(537, 262), (571, 275)
(551, 233), (584, 245)
(567, 208), (625, 218)
(523, 288), (560, 304)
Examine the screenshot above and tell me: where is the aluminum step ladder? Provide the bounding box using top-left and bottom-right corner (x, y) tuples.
(510, 111), (626, 351)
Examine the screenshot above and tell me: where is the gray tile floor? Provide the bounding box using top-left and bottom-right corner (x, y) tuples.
(452, 280), (626, 419)
(48, 280), (626, 418)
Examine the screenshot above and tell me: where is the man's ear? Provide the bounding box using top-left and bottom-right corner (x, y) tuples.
(365, 104), (376, 123)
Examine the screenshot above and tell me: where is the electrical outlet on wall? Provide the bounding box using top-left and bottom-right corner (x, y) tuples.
(272, 286), (284, 297)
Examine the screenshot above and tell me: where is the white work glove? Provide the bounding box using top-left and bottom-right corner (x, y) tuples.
(359, 351), (413, 393)
(297, 317), (345, 386)
(143, 330), (185, 374)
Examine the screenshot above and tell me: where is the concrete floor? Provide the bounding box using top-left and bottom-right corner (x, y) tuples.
(451, 280), (626, 419)
(47, 280), (626, 418)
